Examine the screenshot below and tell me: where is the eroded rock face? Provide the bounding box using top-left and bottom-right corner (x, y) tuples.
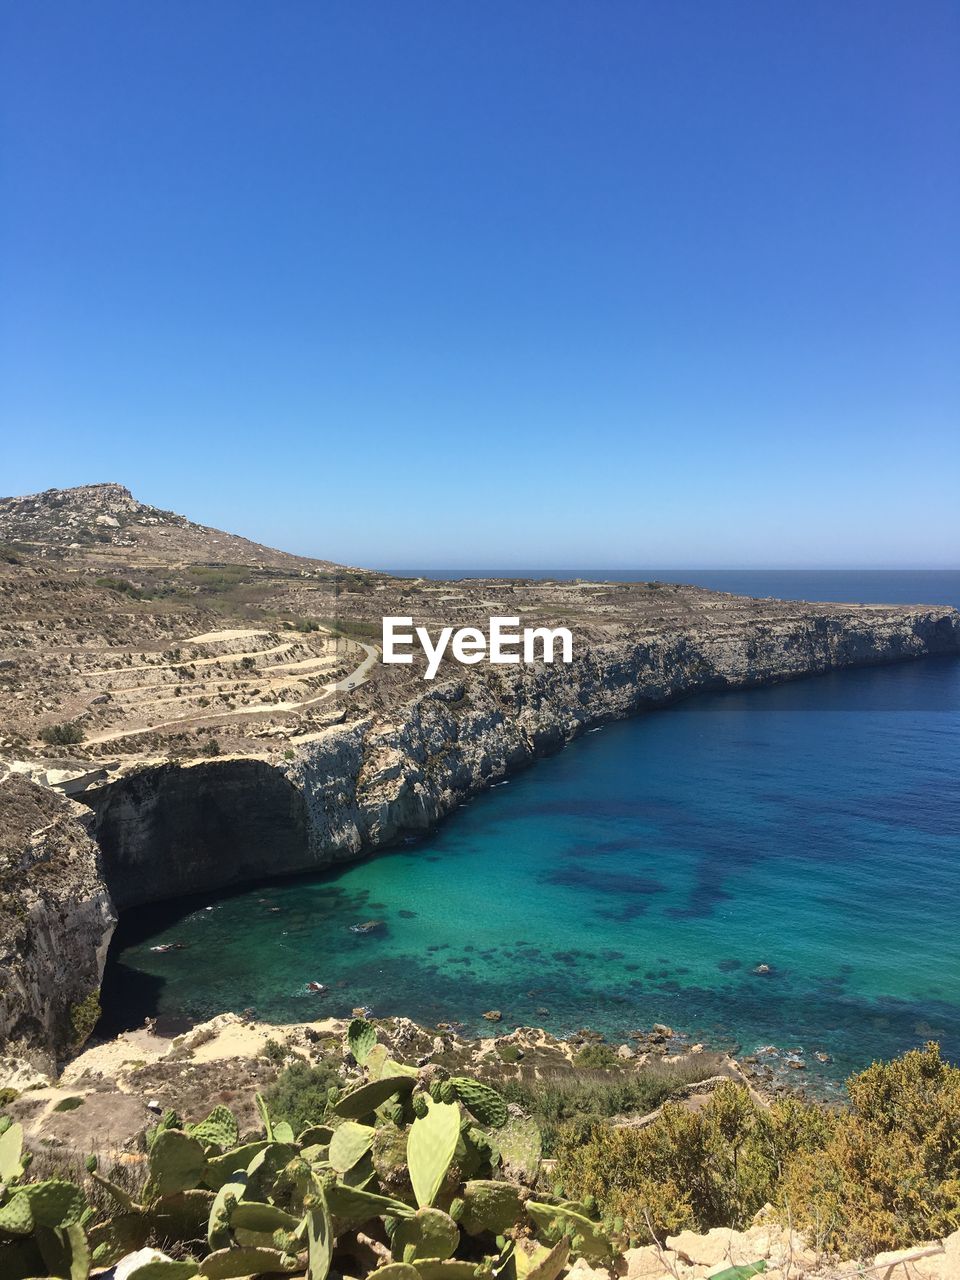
(290, 604), (960, 862)
(85, 606), (960, 907)
(91, 757), (310, 910)
(0, 774), (117, 1071)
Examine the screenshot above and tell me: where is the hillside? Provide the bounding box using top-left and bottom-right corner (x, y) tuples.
(0, 482), (345, 571)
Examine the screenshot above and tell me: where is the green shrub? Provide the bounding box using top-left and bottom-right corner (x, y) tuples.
(781, 1043), (960, 1256)
(262, 1037), (289, 1065)
(556, 1044), (960, 1259)
(556, 1080), (834, 1239)
(40, 721), (84, 746)
(502, 1057), (719, 1154)
(69, 990), (101, 1046)
(572, 1043), (619, 1070)
(95, 576), (141, 598)
(262, 1058), (342, 1135)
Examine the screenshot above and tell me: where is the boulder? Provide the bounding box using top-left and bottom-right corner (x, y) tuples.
(623, 1244), (676, 1279)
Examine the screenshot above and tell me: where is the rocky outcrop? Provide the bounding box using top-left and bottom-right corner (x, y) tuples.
(90, 604), (960, 906)
(0, 773), (117, 1072)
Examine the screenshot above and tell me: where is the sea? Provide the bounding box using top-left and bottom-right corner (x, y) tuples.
(102, 570), (960, 1093)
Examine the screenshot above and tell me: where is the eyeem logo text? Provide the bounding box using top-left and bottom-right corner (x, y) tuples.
(382, 616), (573, 680)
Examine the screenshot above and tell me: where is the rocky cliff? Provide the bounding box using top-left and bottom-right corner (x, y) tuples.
(0, 774), (117, 1073)
(92, 604), (960, 908)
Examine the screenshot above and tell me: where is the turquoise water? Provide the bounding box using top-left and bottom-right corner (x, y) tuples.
(105, 647), (960, 1092)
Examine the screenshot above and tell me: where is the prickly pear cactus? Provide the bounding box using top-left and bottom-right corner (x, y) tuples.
(306, 1188), (333, 1280)
(189, 1105), (240, 1151)
(391, 1205), (460, 1262)
(0, 1121), (25, 1182)
(333, 1075), (416, 1120)
(207, 1175), (247, 1251)
(372, 1265), (420, 1280)
(449, 1078), (508, 1128)
(525, 1200), (613, 1261)
(325, 1182), (414, 1233)
(200, 1244), (298, 1277)
(0, 1191), (33, 1236)
(348, 1017), (378, 1065)
(328, 1120), (375, 1173)
(522, 1236), (571, 1280)
(124, 1260), (202, 1280)
(495, 1116), (542, 1184)
(34, 1220), (90, 1280)
(414, 1260), (484, 1280)
(21, 1179), (88, 1227)
(147, 1129), (207, 1199)
(407, 1097), (460, 1208)
(460, 1179), (524, 1236)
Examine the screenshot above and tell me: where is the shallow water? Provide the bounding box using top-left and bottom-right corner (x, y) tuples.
(104, 649), (960, 1094)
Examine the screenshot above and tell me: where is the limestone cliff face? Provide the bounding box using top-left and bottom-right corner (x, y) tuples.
(0, 774), (117, 1072)
(290, 606), (960, 857)
(91, 758), (309, 910)
(92, 605), (960, 907)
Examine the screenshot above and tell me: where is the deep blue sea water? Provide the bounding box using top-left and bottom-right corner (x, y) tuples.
(105, 572), (960, 1092)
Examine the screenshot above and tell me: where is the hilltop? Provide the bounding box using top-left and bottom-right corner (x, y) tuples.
(0, 482), (344, 571)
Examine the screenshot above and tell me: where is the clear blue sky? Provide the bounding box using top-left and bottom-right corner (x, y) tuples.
(1, 2), (957, 568)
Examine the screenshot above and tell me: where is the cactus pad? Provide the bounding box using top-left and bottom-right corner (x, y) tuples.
(123, 1260), (201, 1280)
(329, 1120), (375, 1172)
(333, 1075), (415, 1120)
(460, 1180), (524, 1236)
(0, 1191), (33, 1235)
(147, 1130), (208, 1198)
(199, 1245), (297, 1278)
(21, 1179), (88, 1227)
(392, 1206), (460, 1262)
(348, 1017), (378, 1065)
(450, 1079), (508, 1128)
(407, 1098), (460, 1209)
(0, 1122), (25, 1182)
(189, 1105), (240, 1151)
(306, 1193), (333, 1280)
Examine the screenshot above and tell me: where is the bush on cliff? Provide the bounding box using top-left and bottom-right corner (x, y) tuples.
(555, 1079), (833, 1238)
(555, 1042), (960, 1257)
(261, 1055), (342, 1135)
(39, 720), (83, 746)
(781, 1042), (960, 1256)
(501, 1054), (720, 1153)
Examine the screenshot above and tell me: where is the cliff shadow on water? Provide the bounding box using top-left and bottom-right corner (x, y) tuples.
(86, 758), (311, 911)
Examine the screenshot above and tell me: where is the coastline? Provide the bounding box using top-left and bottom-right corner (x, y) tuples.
(3, 598), (959, 1078)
